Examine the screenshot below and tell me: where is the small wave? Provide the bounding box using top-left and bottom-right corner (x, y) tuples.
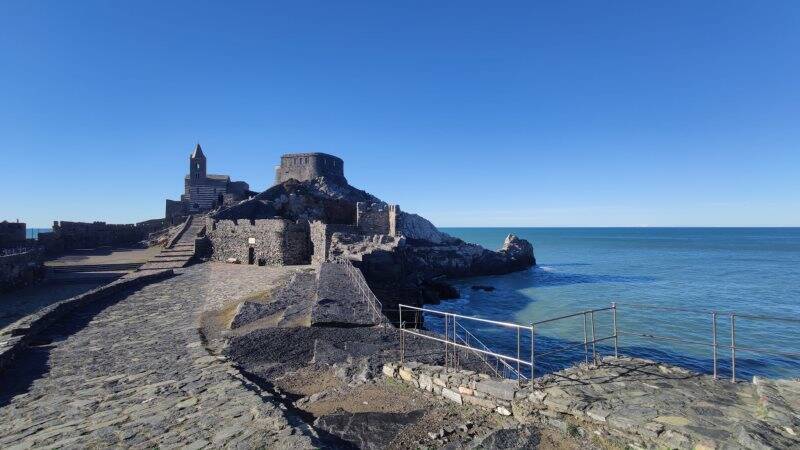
(538, 266), (557, 272)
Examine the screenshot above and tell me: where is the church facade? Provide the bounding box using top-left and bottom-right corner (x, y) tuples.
(165, 144), (250, 223)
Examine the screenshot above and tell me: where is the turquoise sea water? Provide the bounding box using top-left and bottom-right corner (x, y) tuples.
(25, 228), (51, 239)
(429, 228), (800, 380)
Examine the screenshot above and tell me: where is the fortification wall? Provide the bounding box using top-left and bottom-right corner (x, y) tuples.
(0, 222), (26, 248)
(0, 248), (44, 291)
(356, 202), (399, 236)
(208, 219), (311, 265)
(39, 220), (166, 254)
(309, 221), (357, 265)
(165, 199), (188, 225)
(275, 153), (346, 185)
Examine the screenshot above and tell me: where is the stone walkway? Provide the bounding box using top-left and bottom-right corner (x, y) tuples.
(0, 263), (318, 449)
(138, 215), (204, 272)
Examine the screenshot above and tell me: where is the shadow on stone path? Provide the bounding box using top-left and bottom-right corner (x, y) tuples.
(0, 264), (320, 449)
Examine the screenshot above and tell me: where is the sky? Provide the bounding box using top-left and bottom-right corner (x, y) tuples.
(1, 1), (799, 228)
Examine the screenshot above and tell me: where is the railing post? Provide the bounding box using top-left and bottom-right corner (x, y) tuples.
(711, 312), (717, 380)
(612, 302), (618, 358)
(516, 326), (521, 385)
(444, 314), (449, 369)
(530, 323), (536, 380)
(590, 310), (597, 364)
(730, 313), (736, 382)
(399, 305), (404, 363)
(453, 316), (459, 369)
(583, 312), (589, 365)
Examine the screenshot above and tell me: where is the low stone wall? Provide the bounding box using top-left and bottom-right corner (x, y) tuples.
(0, 248), (44, 292)
(383, 362), (521, 416)
(383, 358), (800, 449)
(207, 219), (311, 265)
(0, 269), (174, 372)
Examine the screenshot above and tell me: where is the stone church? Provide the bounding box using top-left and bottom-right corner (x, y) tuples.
(165, 144), (250, 223)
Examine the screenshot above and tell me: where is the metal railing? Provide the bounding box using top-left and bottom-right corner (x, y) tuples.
(333, 257), (385, 326)
(399, 301), (800, 382)
(618, 303), (800, 382)
(398, 304), (617, 382)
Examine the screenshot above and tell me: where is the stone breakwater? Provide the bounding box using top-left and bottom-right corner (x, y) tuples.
(384, 357), (800, 449)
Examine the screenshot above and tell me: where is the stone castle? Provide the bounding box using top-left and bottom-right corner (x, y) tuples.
(273, 152), (346, 185)
(164, 144), (250, 223)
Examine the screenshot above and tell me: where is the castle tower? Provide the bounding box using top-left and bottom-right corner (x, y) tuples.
(189, 143), (207, 180)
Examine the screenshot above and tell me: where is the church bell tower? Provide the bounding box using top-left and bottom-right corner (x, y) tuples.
(190, 143), (207, 180)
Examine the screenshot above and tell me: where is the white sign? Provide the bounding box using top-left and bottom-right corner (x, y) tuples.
(248, 237), (256, 244)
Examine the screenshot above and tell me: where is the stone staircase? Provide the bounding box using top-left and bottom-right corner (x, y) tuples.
(138, 215), (205, 271)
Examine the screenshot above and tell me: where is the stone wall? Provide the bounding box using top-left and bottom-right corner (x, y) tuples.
(37, 219), (166, 254)
(383, 362), (521, 416)
(356, 202), (399, 236)
(309, 221), (357, 265)
(0, 248), (44, 291)
(0, 222), (26, 248)
(383, 358), (799, 450)
(274, 153), (347, 185)
(207, 219), (311, 265)
(165, 199), (188, 225)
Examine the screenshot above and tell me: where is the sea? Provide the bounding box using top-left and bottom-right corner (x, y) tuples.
(25, 228), (51, 240)
(425, 228), (800, 380)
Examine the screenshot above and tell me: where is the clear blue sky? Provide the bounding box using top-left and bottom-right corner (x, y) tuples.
(2, 1), (799, 228)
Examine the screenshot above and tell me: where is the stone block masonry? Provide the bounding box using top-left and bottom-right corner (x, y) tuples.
(207, 218), (312, 265)
(309, 221), (357, 265)
(0, 248), (44, 292)
(274, 152), (347, 185)
(383, 357), (800, 449)
(38, 219), (166, 254)
(356, 202), (399, 236)
(0, 221), (26, 248)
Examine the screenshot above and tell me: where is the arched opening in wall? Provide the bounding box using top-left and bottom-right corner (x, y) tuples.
(258, 258), (266, 266)
(248, 247), (255, 265)
(217, 193), (224, 206)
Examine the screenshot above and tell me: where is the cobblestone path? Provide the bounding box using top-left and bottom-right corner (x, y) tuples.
(0, 263), (318, 449)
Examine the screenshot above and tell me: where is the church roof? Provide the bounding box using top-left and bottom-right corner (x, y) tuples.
(191, 143), (205, 159)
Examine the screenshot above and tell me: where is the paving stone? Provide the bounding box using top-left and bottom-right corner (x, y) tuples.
(0, 263), (319, 448)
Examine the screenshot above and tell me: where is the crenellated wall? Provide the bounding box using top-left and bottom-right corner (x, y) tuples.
(207, 219), (312, 265)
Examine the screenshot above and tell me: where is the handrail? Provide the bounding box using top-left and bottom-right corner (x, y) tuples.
(454, 322), (526, 379)
(400, 305), (531, 330)
(398, 300), (799, 383)
(332, 257), (385, 326)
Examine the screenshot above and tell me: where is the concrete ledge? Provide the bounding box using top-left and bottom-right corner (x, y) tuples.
(0, 269), (174, 372)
